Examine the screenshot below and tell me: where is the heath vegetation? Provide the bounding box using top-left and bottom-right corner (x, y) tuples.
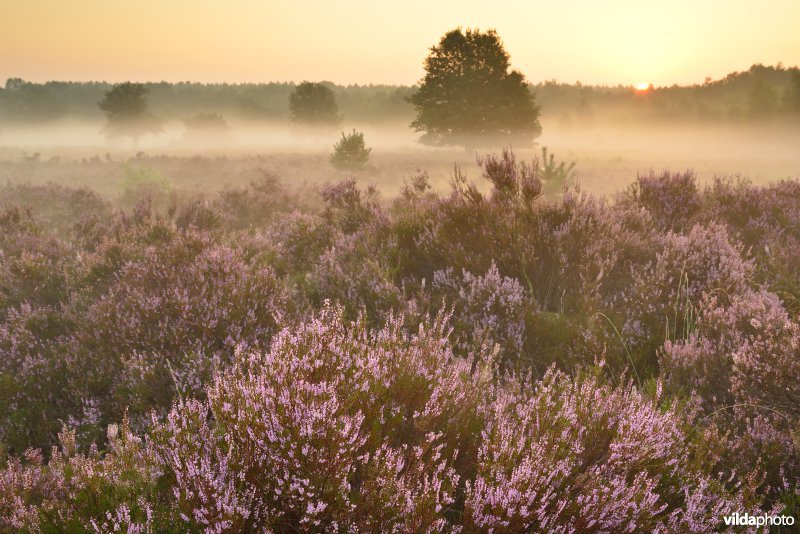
(1, 149), (798, 531)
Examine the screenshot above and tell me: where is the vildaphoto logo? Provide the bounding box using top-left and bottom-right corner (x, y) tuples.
(723, 512), (795, 527)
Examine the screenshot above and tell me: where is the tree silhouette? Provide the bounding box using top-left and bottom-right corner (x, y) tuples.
(786, 71), (800, 113)
(182, 112), (232, 145)
(289, 82), (341, 125)
(747, 79), (778, 118)
(98, 82), (162, 146)
(408, 28), (541, 149)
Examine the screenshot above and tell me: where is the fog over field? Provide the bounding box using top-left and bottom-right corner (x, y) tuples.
(2, 117), (799, 199)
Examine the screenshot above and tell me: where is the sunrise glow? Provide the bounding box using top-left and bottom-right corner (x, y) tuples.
(1, 0), (799, 85)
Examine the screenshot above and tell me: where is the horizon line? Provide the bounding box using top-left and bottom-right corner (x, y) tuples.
(3, 62), (797, 92)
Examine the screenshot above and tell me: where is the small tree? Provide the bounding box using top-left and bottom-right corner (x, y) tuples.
(289, 82), (341, 126)
(539, 146), (576, 197)
(98, 82), (162, 147)
(329, 130), (371, 171)
(408, 28), (541, 149)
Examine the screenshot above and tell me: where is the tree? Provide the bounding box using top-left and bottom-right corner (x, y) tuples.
(408, 28), (541, 149)
(98, 82), (162, 146)
(289, 82), (341, 125)
(785, 71), (800, 113)
(329, 129), (371, 171)
(747, 79), (778, 118)
(2, 78), (66, 122)
(181, 112), (232, 145)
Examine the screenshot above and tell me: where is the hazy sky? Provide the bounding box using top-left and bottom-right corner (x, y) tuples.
(2, 0), (798, 87)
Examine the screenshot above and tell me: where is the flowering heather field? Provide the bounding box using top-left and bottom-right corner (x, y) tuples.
(1, 150), (799, 532)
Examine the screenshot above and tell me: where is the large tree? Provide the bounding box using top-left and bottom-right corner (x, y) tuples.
(98, 82), (162, 146)
(288, 82), (341, 126)
(408, 28), (541, 148)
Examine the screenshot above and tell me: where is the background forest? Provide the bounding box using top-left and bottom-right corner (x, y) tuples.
(1, 63), (799, 125)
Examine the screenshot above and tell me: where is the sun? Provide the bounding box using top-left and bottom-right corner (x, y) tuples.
(635, 82), (652, 92)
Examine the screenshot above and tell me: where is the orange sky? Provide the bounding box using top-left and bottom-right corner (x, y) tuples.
(1, 0), (798, 86)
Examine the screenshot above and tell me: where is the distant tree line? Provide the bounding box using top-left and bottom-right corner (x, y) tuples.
(0, 79), (414, 124)
(534, 64), (800, 124)
(1, 63), (799, 126)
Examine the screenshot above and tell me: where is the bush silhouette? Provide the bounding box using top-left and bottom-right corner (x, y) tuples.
(329, 129), (371, 171)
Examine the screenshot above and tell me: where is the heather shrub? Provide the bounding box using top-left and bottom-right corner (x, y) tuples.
(309, 231), (401, 323)
(431, 262), (527, 372)
(0, 309), (769, 531)
(700, 408), (800, 505)
(0, 182), (112, 240)
(0, 304), (73, 454)
(308, 180), (401, 322)
(391, 153), (654, 376)
(660, 289), (800, 494)
(268, 210), (334, 276)
(353, 434), (460, 532)
(703, 176), (765, 243)
(404, 180), (498, 280)
(626, 170), (701, 232)
(73, 231), (287, 428)
(400, 152), (650, 317)
(477, 148), (543, 206)
(620, 222), (754, 377)
(705, 177), (800, 314)
(705, 177), (800, 250)
(667, 287), (800, 419)
(528, 189), (651, 314)
(386, 171), (444, 281)
(0, 423), (174, 532)
(732, 315), (800, 420)
(660, 289), (789, 408)
(66, 198), (168, 257)
(2, 224), (211, 451)
(463, 369), (761, 532)
(0, 448), (58, 531)
(212, 174), (300, 231)
(321, 177), (376, 235)
(520, 196), (654, 377)
(0, 206), (76, 314)
(397, 150), (544, 287)
(150, 305), (483, 531)
(522, 310), (586, 376)
(72, 202), (180, 298)
(172, 198), (225, 232)
(1, 217), (288, 454)
(118, 165), (173, 212)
